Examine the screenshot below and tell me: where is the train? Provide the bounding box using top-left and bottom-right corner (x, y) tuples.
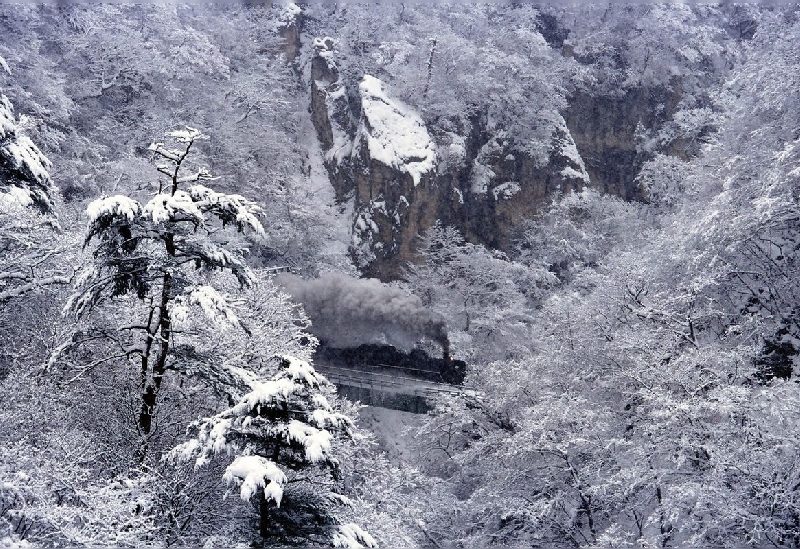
(315, 343), (467, 385)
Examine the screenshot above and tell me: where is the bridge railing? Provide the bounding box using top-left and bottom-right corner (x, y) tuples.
(314, 364), (466, 397)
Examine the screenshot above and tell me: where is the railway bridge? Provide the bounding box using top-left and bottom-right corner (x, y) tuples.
(314, 357), (465, 414)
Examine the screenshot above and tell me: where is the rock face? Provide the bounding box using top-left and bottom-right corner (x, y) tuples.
(307, 38), (684, 279)
(309, 37), (354, 201)
(310, 44), (440, 279)
(349, 76), (440, 279)
(564, 85), (683, 201)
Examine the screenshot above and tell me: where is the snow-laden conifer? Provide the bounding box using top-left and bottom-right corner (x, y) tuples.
(171, 355), (376, 547)
(64, 127), (265, 451)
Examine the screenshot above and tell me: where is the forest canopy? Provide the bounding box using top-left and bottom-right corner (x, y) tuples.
(2, 3), (800, 548)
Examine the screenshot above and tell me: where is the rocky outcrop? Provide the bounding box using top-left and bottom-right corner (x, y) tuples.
(349, 75), (439, 279)
(564, 84), (683, 201)
(441, 117), (589, 251)
(309, 43), (440, 279)
(307, 36), (690, 279)
(309, 37), (354, 200)
(308, 38), (593, 278)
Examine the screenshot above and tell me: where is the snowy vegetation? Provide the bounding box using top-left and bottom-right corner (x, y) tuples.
(2, 3), (800, 548)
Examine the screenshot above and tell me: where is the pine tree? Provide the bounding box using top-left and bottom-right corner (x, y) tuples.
(66, 127), (264, 456)
(172, 355), (377, 548)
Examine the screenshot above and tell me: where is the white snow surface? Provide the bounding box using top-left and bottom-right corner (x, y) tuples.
(0, 186), (33, 208)
(223, 455), (287, 504)
(332, 523), (379, 549)
(556, 135), (590, 183)
(358, 75), (435, 186)
(287, 419), (332, 463)
(1, 135), (52, 185)
(0, 55), (10, 75)
(86, 195), (141, 222)
(142, 190), (203, 224)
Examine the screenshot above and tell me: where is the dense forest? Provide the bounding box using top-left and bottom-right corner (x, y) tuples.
(2, 3), (800, 548)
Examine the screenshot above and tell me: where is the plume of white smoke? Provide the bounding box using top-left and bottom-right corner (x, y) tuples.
(275, 272), (449, 355)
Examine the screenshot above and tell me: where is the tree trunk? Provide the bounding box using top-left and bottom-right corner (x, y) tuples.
(138, 268), (173, 445)
(259, 495), (272, 539)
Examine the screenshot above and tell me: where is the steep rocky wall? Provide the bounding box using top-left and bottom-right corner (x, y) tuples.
(564, 84), (683, 201)
(306, 36), (686, 280)
(309, 37), (355, 201)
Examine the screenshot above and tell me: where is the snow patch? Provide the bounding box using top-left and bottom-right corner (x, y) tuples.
(492, 181), (521, 201)
(86, 195), (141, 223)
(470, 161), (495, 194)
(555, 134), (589, 183)
(561, 166), (589, 183)
(358, 75), (435, 186)
(332, 523), (378, 548)
(275, 3), (301, 28)
(223, 455), (287, 504)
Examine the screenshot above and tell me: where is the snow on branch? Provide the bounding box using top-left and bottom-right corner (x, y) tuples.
(333, 523), (379, 549)
(0, 273), (72, 302)
(183, 284), (240, 327)
(188, 184), (265, 234)
(287, 419), (333, 463)
(279, 354), (327, 388)
(177, 238), (255, 286)
(223, 455), (287, 504)
(176, 166), (216, 184)
(147, 143), (182, 162)
(1, 94), (55, 211)
(0, 94), (15, 139)
(142, 190), (203, 226)
(2, 135), (53, 186)
(86, 195), (142, 223)
(167, 126), (207, 144)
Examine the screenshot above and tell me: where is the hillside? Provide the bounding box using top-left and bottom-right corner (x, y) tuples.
(2, 3), (800, 548)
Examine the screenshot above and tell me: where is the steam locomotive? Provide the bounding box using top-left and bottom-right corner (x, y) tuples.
(315, 343), (467, 385)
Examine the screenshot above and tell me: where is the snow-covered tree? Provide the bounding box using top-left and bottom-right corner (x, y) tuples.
(407, 222), (552, 362)
(0, 53), (72, 308)
(0, 55), (55, 213)
(64, 127), (265, 453)
(172, 355), (377, 548)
